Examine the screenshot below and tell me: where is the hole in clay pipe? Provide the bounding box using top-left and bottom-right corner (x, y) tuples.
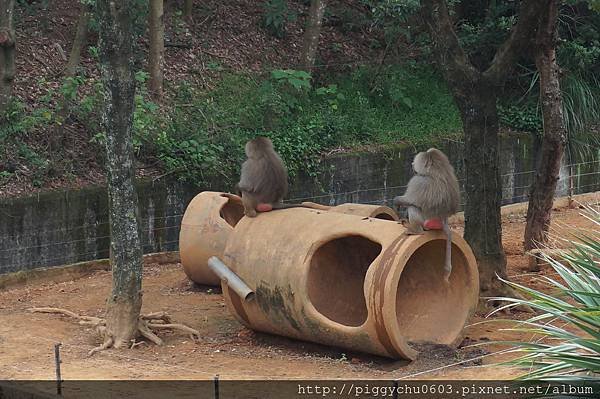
(219, 195), (245, 228)
(373, 212), (396, 221)
(307, 235), (382, 327)
(395, 239), (470, 345)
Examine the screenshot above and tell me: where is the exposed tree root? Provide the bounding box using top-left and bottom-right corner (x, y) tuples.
(29, 307), (105, 326)
(148, 323), (201, 340)
(137, 320), (164, 346)
(29, 307), (201, 356)
(88, 336), (113, 357)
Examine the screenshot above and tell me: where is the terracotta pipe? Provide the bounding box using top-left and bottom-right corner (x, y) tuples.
(179, 192), (244, 286)
(221, 208), (479, 360)
(179, 192), (399, 285)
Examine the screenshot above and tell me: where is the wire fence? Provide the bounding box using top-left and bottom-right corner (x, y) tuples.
(1, 159), (600, 274)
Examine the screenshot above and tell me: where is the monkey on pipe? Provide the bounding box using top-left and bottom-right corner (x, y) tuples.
(393, 148), (460, 281)
(237, 137), (313, 217)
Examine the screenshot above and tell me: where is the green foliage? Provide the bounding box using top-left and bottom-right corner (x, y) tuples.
(558, 5), (600, 76)
(154, 133), (230, 182)
(366, 0), (423, 49)
(369, 66), (416, 109)
(262, 0), (296, 38)
(561, 73), (600, 136)
(491, 207), (600, 379)
(499, 72), (600, 135)
(498, 103), (542, 133)
(0, 101), (40, 141)
(260, 69), (312, 118)
(315, 84), (345, 111)
(0, 125), (50, 186)
(137, 65), (461, 185)
(0, 48), (462, 189)
(17, 143), (48, 185)
(88, 46), (100, 60)
(60, 76), (85, 103)
(455, 2), (518, 69)
(559, 41), (600, 72)
(0, 170), (11, 184)
(271, 69), (312, 91)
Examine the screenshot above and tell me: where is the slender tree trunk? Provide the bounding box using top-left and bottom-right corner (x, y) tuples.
(57, 2), (91, 144)
(148, 0), (164, 100)
(184, 0), (193, 23)
(0, 0), (15, 117)
(523, 0), (566, 268)
(455, 86), (508, 295)
(65, 4), (91, 78)
(98, 0), (143, 349)
(300, 0), (326, 72)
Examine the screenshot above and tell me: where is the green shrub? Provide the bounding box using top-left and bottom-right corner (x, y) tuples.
(0, 64), (464, 188)
(262, 0), (296, 38)
(498, 103), (542, 133)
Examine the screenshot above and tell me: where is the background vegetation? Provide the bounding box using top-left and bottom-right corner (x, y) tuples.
(1, 0), (599, 192)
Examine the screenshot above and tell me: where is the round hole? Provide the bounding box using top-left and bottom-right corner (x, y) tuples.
(394, 239), (471, 344)
(219, 195), (245, 227)
(307, 235), (382, 327)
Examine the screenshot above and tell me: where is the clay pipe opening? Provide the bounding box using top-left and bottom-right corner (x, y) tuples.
(208, 257), (256, 302)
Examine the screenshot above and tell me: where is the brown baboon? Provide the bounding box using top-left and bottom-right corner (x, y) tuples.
(393, 148), (460, 281)
(237, 137), (289, 217)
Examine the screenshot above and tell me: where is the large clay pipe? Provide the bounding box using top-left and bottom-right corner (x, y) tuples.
(179, 192), (245, 286)
(179, 192), (399, 286)
(221, 207), (479, 360)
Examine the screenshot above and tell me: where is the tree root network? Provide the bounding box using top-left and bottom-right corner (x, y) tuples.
(29, 307), (201, 356)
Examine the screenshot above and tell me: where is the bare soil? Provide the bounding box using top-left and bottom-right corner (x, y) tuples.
(0, 205), (596, 380)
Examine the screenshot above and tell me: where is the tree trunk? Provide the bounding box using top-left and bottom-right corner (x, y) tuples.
(300, 0), (326, 72)
(148, 0), (164, 100)
(184, 0), (193, 23)
(420, 0), (548, 299)
(57, 2), (91, 144)
(0, 0), (15, 117)
(65, 3), (91, 78)
(455, 85), (508, 296)
(523, 0), (566, 268)
(98, 0), (143, 349)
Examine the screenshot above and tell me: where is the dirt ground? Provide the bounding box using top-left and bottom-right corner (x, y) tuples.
(0, 204), (597, 381)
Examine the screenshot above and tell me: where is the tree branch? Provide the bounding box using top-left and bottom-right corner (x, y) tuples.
(420, 0), (478, 86)
(484, 0), (550, 84)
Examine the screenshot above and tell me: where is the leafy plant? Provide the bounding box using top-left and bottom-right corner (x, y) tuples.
(256, 69), (313, 126)
(271, 69), (312, 91)
(367, 0), (421, 46)
(315, 84), (345, 110)
(561, 73), (600, 136)
(262, 0), (296, 38)
(490, 207), (600, 379)
(0, 170), (12, 183)
(498, 103), (542, 133)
